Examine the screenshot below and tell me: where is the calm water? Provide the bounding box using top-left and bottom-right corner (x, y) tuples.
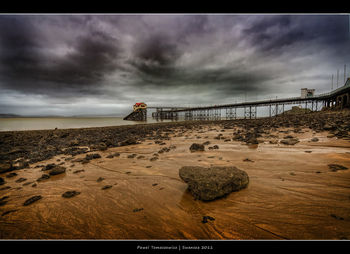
(0, 117), (182, 132)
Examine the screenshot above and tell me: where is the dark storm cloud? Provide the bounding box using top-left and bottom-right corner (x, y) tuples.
(243, 15), (349, 54)
(0, 14), (349, 115)
(0, 15), (120, 96)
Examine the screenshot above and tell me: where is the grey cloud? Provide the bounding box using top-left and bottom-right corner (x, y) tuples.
(0, 14), (349, 116)
(0, 16), (121, 97)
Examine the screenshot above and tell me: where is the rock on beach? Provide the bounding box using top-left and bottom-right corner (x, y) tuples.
(179, 166), (249, 201)
(189, 143), (205, 152)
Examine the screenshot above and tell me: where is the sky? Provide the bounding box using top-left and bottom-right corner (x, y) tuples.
(0, 14), (349, 116)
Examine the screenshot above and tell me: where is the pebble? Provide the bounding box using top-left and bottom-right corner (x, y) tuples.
(202, 216), (215, 223)
(62, 190), (81, 198)
(23, 195), (42, 206)
(15, 178), (27, 183)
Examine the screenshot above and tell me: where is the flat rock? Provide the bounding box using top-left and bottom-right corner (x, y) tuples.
(85, 153), (102, 160)
(37, 174), (50, 181)
(62, 190), (81, 198)
(280, 138), (299, 145)
(6, 172), (18, 178)
(73, 169), (85, 174)
(179, 166), (249, 201)
(1, 209), (18, 216)
(23, 195), (42, 206)
(49, 166), (66, 176)
(15, 177), (27, 183)
(328, 164), (348, 172)
(42, 163), (56, 171)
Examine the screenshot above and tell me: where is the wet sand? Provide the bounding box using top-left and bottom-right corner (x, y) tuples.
(1, 122), (350, 239)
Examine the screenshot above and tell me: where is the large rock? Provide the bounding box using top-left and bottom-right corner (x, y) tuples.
(179, 166), (249, 201)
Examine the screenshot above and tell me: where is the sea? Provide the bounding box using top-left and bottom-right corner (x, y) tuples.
(0, 117), (183, 132)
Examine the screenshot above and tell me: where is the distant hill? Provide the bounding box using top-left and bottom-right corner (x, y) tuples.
(0, 114), (22, 118)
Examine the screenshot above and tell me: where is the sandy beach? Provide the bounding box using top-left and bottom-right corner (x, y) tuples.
(1, 110), (350, 239)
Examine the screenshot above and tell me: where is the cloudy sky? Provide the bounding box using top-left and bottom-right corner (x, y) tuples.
(0, 14), (349, 116)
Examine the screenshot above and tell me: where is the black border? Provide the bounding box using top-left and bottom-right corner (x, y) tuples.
(2, 239), (350, 253)
(0, 1), (349, 14)
(1, 3), (349, 253)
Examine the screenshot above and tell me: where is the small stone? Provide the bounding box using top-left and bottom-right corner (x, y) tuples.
(62, 190), (80, 198)
(202, 216), (215, 223)
(330, 214), (344, 220)
(23, 195), (42, 206)
(280, 138), (299, 145)
(85, 153), (102, 160)
(5, 172), (17, 178)
(133, 208), (144, 212)
(311, 137), (319, 142)
(1, 209), (18, 216)
(328, 164), (348, 172)
(42, 163), (56, 171)
(101, 185), (112, 190)
(49, 166), (66, 176)
(0, 200), (8, 207)
(23, 181), (34, 186)
(97, 177), (104, 182)
(37, 174), (50, 182)
(0, 163), (12, 174)
(15, 178), (27, 183)
(202, 141), (211, 146)
(73, 169), (85, 174)
(189, 143), (205, 152)
(152, 183), (158, 186)
(0, 177), (5, 186)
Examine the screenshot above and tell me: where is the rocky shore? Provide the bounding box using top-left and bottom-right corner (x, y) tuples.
(1, 110), (350, 174)
(0, 109), (350, 239)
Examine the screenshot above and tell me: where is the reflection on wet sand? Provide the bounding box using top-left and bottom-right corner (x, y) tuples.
(1, 125), (350, 239)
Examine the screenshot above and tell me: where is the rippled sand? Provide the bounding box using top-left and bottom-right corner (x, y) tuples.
(1, 126), (350, 239)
